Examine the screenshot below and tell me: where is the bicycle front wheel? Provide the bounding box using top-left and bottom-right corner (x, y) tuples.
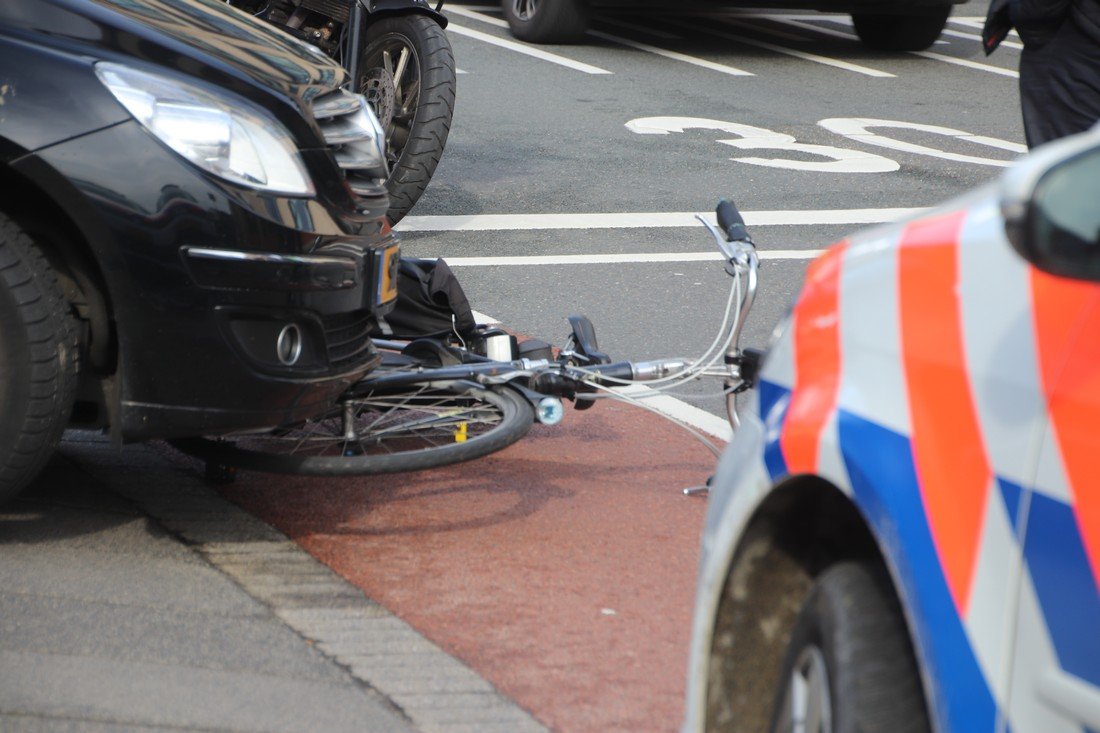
(180, 382), (534, 476)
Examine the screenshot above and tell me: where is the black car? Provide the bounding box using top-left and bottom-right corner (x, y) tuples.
(501, 0), (961, 51)
(0, 0), (401, 503)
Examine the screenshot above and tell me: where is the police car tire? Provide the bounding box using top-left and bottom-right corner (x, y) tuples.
(502, 0), (591, 44)
(770, 562), (931, 733)
(0, 214), (79, 505)
(851, 8), (950, 51)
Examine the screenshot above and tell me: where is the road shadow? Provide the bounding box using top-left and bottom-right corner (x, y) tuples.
(0, 452), (157, 546)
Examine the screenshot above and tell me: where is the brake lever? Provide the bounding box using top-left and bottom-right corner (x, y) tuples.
(695, 214), (755, 266)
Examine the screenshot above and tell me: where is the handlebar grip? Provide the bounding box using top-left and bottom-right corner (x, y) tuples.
(716, 198), (751, 243)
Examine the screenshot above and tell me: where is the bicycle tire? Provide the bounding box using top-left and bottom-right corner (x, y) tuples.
(177, 381), (534, 477)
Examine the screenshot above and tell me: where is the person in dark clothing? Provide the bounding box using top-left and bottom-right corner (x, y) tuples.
(983, 0), (1100, 148)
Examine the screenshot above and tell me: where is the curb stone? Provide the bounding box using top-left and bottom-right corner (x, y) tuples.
(61, 433), (549, 733)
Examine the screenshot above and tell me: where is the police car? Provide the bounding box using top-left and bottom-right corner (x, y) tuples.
(683, 125), (1100, 733)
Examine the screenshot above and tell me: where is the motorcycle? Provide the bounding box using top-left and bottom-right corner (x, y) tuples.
(227, 0), (455, 224)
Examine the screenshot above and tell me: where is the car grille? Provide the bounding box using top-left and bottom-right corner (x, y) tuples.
(311, 89), (388, 200)
(323, 309), (377, 371)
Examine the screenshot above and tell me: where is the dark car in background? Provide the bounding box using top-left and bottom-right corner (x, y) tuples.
(0, 0), (401, 504)
(501, 0), (961, 51)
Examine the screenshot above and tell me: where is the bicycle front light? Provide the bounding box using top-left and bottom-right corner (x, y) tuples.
(95, 63), (315, 197)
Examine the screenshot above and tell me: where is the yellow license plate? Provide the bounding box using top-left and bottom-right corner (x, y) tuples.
(375, 243), (400, 306)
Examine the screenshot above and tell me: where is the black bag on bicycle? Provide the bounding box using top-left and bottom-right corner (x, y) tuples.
(371, 257), (477, 339)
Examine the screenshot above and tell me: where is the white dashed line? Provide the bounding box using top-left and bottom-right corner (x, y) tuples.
(448, 6), (753, 77)
(447, 23), (613, 74)
(437, 251), (826, 266)
(941, 27), (1023, 51)
(398, 209), (924, 232)
(587, 29), (755, 76)
(672, 19), (895, 77)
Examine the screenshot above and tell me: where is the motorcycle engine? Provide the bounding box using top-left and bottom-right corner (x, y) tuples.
(297, 0), (352, 23)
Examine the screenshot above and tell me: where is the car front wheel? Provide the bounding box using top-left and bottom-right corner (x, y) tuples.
(0, 213), (79, 505)
(769, 562), (931, 733)
(851, 8), (951, 51)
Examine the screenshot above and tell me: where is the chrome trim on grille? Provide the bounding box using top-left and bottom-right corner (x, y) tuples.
(312, 91), (363, 119)
(311, 89), (388, 188)
(184, 247), (356, 266)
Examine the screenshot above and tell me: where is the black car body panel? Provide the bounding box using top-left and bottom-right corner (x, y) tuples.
(0, 0), (397, 441)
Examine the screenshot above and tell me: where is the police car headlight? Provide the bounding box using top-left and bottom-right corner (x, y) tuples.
(96, 63), (315, 197)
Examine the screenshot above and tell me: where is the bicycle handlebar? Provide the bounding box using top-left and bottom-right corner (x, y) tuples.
(716, 198), (751, 244)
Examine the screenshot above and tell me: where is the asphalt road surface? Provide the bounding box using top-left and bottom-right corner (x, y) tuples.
(400, 0), (1023, 414)
(3, 4), (1030, 732)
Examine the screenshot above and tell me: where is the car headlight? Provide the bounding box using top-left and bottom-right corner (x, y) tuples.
(95, 62), (315, 197)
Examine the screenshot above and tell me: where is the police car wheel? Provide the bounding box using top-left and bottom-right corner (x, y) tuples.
(769, 562), (931, 733)
(0, 214), (79, 505)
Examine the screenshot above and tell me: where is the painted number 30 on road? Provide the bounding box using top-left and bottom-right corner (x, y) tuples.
(626, 116), (1028, 173)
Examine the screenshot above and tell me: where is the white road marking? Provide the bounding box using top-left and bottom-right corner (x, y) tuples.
(952, 17), (1021, 38)
(587, 29), (754, 76)
(616, 385), (734, 441)
(449, 5), (754, 76)
(440, 251), (825, 267)
(762, 15), (864, 41)
(941, 28), (1023, 50)
(446, 6), (514, 28)
(398, 209), (924, 232)
(912, 49), (1019, 77)
(760, 15), (1020, 77)
(627, 115), (898, 172)
(820, 118), (1026, 167)
(671, 19), (895, 77)
(471, 310), (500, 325)
(447, 23), (613, 75)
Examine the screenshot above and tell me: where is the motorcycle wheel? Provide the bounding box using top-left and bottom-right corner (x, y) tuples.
(359, 15), (456, 225)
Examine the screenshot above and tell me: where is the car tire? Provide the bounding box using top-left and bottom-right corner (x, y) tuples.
(769, 562), (931, 733)
(0, 214), (80, 505)
(851, 8), (950, 51)
(501, 0), (591, 44)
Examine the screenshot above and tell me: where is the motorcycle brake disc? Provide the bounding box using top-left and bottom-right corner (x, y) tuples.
(360, 68), (397, 131)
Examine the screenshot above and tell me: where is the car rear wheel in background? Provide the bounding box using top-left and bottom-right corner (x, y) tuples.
(0, 214), (79, 505)
(769, 562), (931, 733)
(852, 7), (951, 51)
(502, 0), (591, 43)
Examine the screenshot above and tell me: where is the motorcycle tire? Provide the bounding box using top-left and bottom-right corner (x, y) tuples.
(359, 14), (456, 225)
(0, 213), (80, 505)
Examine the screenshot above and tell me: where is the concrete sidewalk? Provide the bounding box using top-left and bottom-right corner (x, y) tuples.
(0, 433), (546, 733)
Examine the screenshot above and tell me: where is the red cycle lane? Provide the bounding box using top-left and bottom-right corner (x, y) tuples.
(220, 399), (716, 733)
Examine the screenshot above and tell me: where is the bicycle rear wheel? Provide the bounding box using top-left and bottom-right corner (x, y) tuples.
(178, 381), (534, 476)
